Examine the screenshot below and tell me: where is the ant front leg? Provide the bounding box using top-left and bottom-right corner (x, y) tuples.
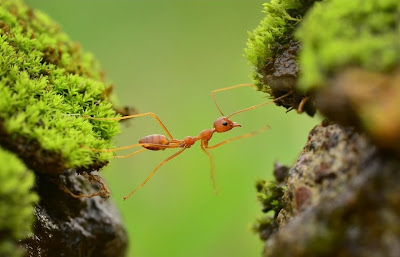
(297, 96), (310, 114)
(206, 125), (271, 150)
(210, 84), (293, 118)
(211, 84), (257, 116)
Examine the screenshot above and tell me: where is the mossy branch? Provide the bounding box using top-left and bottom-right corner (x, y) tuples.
(0, 0), (124, 255)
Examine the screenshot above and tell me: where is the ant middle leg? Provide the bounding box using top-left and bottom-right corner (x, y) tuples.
(83, 112), (174, 140)
(200, 141), (218, 195)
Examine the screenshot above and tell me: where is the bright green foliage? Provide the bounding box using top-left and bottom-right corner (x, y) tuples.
(297, 0), (400, 90)
(0, 0), (120, 168)
(0, 147), (38, 257)
(245, 0), (317, 89)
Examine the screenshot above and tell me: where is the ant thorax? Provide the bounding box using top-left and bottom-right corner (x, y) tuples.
(198, 129), (215, 142)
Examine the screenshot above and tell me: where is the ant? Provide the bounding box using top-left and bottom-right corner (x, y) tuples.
(84, 84), (292, 200)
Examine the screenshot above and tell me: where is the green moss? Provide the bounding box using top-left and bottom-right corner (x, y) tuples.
(256, 179), (285, 215)
(245, 0), (317, 90)
(0, 147), (38, 257)
(253, 179), (286, 240)
(297, 0), (400, 90)
(0, 0), (120, 170)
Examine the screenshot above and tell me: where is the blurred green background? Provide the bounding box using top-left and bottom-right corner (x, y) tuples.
(25, 1), (319, 257)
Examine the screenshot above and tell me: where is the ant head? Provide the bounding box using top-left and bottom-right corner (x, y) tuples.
(213, 117), (241, 133)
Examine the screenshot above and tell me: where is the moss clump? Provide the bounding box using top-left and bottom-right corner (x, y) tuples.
(0, 0), (120, 173)
(253, 179), (285, 240)
(245, 0), (318, 91)
(256, 179), (285, 214)
(297, 0), (400, 90)
(0, 147), (38, 257)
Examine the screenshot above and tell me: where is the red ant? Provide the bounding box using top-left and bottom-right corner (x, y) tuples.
(85, 84), (292, 200)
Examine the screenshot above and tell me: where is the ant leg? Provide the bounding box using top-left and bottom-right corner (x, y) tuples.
(54, 173), (110, 199)
(207, 125), (271, 150)
(123, 147), (187, 200)
(87, 143), (180, 159)
(200, 141), (218, 195)
(211, 84), (257, 116)
(85, 142), (180, 153)
(58, 183), (105, 199)
(83, 173), (111, 199)
(83, 112), (174, 140)
(85, 143), (144, 152)
(227, 92), (293, 118)
(112, 144), (179, 158)
(114, 148), (147, 158)
(297, 96), (310, 114)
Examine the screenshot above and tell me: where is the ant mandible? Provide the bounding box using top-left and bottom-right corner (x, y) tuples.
(85, 84), (292, 200)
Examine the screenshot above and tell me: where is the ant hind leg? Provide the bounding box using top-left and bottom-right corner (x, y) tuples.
(84, 143), (144, 153)
(123, 147), (187, 200)
(54, 172), (110, 199)
(114, 148), (147, 158)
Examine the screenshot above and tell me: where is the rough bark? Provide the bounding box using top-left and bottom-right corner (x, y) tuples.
(22, 170), (127, 257)
(256, 121), (400, 257)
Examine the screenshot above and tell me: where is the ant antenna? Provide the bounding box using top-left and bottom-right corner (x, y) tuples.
(211, 84), (257, 116)
(227, 91), (293, 118)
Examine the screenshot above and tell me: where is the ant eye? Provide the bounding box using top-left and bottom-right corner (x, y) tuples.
(222, 122), (228, 126)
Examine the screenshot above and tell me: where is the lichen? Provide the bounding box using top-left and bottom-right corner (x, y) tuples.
(0, 146), (37, 257)
(0, 0), (120, 174)
(297, 0), (400, 90)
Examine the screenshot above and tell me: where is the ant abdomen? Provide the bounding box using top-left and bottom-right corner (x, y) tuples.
(139, 134), (170, 151)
